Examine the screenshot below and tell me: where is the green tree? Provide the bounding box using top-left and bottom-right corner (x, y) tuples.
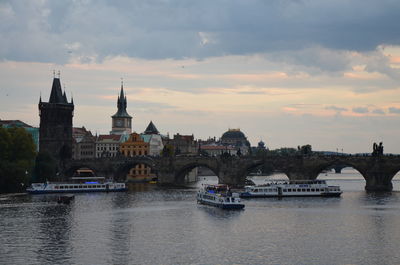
(161, 144), (174, 157)
(298, 144), (313, 155)
(33, 152), (57, 182)
(0, 127), (36, 193)
(269, 147), (298, 156)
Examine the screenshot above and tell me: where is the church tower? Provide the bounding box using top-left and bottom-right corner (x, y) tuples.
(110, 81), (132, 135)
(39, 75), (74, 161)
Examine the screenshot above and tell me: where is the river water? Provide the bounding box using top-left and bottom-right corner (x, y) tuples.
(1, 169), (400, 265)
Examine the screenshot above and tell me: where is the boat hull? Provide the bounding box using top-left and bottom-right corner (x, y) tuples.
(197, 199), (245, 210)
(240, 192), (342, 198)
(27, 188), (128, 194)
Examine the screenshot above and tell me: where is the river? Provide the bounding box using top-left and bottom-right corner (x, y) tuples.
(1, 169), (400, 265)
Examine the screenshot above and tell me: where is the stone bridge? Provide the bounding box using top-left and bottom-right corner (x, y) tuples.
(61, 155), (400, 192)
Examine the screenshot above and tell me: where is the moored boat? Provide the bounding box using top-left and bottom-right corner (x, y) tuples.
(27, 169), (127, 194)
(240, 179), (342, 198)
(197, 184), (245, 210)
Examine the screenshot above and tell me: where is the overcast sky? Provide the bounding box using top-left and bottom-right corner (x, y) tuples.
(1, 0), (400, 153)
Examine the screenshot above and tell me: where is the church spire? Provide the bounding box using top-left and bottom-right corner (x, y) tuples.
(112, 79), (132, 119)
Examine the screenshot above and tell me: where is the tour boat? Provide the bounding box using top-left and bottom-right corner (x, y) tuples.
(240, 179), (342, 198)
(27, 169), (127, 194)
(197, 184), (245, 210)
(27, 178), (127, 194)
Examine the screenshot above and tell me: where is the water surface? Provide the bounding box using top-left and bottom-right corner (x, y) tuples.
(1, 170), (400, 265)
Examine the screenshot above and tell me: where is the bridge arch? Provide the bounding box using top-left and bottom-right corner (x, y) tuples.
(388, 165), (400, 182)
(311, 159), (367, 180)
(174, 162), (219, 184)
(114, 159), (157, 182)
(63, 163), (99, 179)
(244, 159), (291, 180)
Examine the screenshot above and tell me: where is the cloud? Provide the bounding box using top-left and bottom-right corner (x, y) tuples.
(352, 107), (369, 114)
(389, 107), (400, 114)
(326, 105), (348, 112)
(1, 0), (400, 65)
(372, 108), (385, 115)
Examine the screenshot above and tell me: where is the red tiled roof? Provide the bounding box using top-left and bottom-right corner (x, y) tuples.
(97, 134), (121, 141)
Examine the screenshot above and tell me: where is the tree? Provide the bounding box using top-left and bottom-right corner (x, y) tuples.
(268, 147), (298, 156)
(0, 127), (36, 193)
(298, 144), (313, 155)
(33, 152), (57, 182)
(161, 144), (174, 157)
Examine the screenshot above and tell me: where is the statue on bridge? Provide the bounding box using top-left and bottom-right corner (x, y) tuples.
(372, 142), (384, 156)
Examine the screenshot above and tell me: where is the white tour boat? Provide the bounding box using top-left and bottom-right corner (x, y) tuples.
(240, 179), (342, 198)
(27, 169), (127, 194)
(27, 177), (127, 194)
(197, 184), (245, 210)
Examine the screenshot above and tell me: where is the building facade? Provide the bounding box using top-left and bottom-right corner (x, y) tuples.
(200, 143), (236, 156)
(72, 127), (96, 160)
(168, 133), (198, 155)
(141, 121), (164, 156)
(95, 134), (124, 158)
(110, 82), (132, 135)
(38, 77), (74, 160)
(220, 128), (251, 155)
(120, 132), (154, 182)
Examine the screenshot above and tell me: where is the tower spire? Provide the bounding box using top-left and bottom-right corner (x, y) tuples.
(120, 77), (125, 99)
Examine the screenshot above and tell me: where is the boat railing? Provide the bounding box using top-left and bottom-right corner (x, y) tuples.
(261, 179), (327, 185)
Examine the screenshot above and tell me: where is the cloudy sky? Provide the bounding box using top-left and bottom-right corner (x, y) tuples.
(1, 0), (400, 153)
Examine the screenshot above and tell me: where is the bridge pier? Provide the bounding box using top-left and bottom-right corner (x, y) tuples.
(157, 170), (176, 186)
(362, 158), (396, 192)
(333, 166), (344, 174)
(218, 169), (247, 187)
(364, 173), (393, 192)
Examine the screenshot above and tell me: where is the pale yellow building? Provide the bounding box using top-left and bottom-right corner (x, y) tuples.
(120, 133), (153, 182)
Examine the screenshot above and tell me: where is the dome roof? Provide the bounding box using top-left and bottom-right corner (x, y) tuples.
(221, 129), (246, 139)
(258, 140), (266, 148)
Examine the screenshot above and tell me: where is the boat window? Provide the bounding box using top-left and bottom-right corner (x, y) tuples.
(307, 189), (310, 192)
(74, 185), (78, 189)
(297, 189), (301, 192)
(283, 189), (287, 192)
(83, 185), (87, 188)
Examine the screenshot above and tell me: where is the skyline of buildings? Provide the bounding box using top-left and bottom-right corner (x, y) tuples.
(3, 74), (399, 155)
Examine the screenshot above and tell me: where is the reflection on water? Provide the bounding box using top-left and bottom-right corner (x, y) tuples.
(1, 171), (400, 265)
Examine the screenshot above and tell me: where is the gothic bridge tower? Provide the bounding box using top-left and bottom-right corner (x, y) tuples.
(39, 76), (74, 161)
(110, 81), (132, 135)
